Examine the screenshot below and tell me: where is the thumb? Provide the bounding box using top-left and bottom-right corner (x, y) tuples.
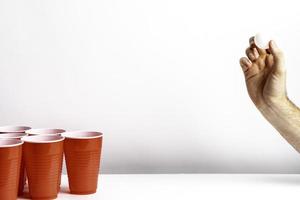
(269, 40), (285, 74)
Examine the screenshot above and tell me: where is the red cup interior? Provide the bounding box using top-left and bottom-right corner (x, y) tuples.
(0, 138), (24, 147)
(0, 126), (31, 133)
(0, 132), (28, 139)
(62, 131), (103, 139)
(22, 135), (65, 143)
(25, 128), (65, 136)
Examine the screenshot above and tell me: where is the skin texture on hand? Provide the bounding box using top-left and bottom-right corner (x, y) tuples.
(239, 37), (287, 110)
(240, 37), (300, 153)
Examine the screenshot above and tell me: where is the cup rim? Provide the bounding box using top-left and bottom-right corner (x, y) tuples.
(0, 138), (24, 148)
(0, 125), (31, 133)
(22, 135), (65, 143)
(62, 131), (103, 139)
(0, 132), (28, 139)
(25, 128), (66, 135)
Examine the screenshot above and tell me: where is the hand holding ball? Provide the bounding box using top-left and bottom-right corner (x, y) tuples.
(254, 33), (272, 49)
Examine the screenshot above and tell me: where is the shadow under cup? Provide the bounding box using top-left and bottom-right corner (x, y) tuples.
(0, 139), (23, 200)
(22, 135), (64, 200)
(63, 131), (103, 194)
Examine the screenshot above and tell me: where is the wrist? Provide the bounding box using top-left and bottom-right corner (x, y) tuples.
(266, 96), (289, 110)
(257, 96), (289, 116)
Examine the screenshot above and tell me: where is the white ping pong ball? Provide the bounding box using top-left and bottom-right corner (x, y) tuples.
(254, 33), (272, 49)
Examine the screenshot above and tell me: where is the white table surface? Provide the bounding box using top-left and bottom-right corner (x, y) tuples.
(18, 174), (300, 200)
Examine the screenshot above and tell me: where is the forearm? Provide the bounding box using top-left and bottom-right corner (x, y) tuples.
(259, 98), (300, 153)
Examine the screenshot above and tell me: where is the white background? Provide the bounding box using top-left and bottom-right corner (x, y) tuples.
(1, 0), (300, 173)
(20, 174), (300, 199)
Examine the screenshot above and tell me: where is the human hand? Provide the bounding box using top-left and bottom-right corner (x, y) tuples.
(240, 37), (287, 110)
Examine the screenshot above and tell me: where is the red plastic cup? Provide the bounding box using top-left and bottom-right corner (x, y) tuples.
(0, 125), (31, 188)
(0, 139), (23, 200)
(25, 128), (66, 191)
(22, 135), (65, 200)
(0, 132), (28, 196)
(0, 126), (31, 195)
(0, 125), (31, 133)
(62, 131), (103, 194)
